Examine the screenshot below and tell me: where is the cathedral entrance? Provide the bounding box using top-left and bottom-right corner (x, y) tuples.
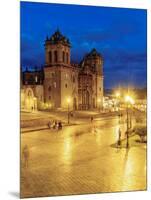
(93, 98), (95, 108)
(81, 90), (90, 110)
(73, 98), (77, 110)
(85, 91), (90, 109)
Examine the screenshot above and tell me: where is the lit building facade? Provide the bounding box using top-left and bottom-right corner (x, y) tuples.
(21, 30), (104, 111)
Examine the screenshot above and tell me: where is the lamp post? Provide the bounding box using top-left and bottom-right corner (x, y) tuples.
(115, 91), (121, 147)
(126, 100), (129, 148)
(115, 92), (121, 124)
(125, 95), (135, 148)
(129, 97), (135, 129)
(67, 97), (71, 124)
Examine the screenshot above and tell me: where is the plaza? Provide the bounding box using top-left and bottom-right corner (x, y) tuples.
(21, 110), (146, 198)
(20, 3), (147, 198)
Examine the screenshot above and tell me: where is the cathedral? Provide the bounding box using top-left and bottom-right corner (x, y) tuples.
(21, 30), (104, 111)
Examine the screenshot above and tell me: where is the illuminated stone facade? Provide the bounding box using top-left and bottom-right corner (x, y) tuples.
(21, 30), (103, 111)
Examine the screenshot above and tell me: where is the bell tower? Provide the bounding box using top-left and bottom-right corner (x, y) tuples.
(87, 48), (103, 109)
(79, 48), (103, 110)
(44, 30), (78, 109)
(45, 29), (71, 67)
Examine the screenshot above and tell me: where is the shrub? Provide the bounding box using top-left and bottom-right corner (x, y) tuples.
(133, 125), (147, 142)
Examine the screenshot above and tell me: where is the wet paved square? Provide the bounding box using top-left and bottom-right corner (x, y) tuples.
(21, 118), (146, 198)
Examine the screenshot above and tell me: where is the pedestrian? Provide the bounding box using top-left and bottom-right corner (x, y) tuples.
(58, 121), (62, 130)
(53, 120), (57, 129)
(22, 145), (30, 168)
(94, 126), (97, 134)
(91, 116), (93, 122)
(48, 121), (51, 129)
(117, 128), (121, 147)
(55, 121), (58, 129)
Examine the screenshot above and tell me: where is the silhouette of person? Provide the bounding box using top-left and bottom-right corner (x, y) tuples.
(48, 121), (51, 129)
(22, 145), (30, 168)
(117, 128), (121, 147)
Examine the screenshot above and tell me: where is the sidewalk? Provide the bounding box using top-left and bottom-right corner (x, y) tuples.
(21, 110), (124, 128)
(21, 122), (80, 133)
(21, 125), (48, 133)
(111, 132), (146, 149)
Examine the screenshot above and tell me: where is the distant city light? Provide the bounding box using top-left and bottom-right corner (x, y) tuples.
(115, 92), (120, 98)
(125, 95), (135, 105)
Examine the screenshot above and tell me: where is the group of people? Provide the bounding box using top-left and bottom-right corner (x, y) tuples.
(48, 120), (63, 130)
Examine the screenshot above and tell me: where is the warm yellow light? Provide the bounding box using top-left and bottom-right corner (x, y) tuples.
(67, 97), (71, 104)
(125, 95), (135, 105)
(125, 95), (131, 102)
(98, 98), (101, 103)
(115, 92), (120, 98)
(130, 98), (135, 105)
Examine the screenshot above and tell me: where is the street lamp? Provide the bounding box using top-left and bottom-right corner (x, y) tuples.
(125, 95), (135, 148)
(129, 98), (134, 129)
(115, 91), (120, 99)
(97, 98), (101, 112)
(67, 97), (71, 124)
(115, 91), (121, 123)
(115, 91), (121, 146)
(33, 97), (37, 111)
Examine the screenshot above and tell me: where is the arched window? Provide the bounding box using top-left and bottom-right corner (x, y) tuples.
(62, 51), (65, 63)
(48, 86), (51, 91)
(28, 90), (32, 97)
(49, 51), (52, 63)
(54, 82), (56, 88)
(54, 51), (58, 62)
(51, 73), (55, 78)
(66, 52), (69, 64)
(35, 76), (38, 83)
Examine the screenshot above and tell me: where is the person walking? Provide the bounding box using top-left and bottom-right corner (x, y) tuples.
(58, 121), (62, 130)
(55, 121), (58, 129)
(48, 121), (51, 129)
(117, 128), (121, 147)
(22, 145), (30, 168)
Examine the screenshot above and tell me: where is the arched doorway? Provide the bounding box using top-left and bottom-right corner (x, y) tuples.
(93, 98), (95, 108)
(85, 90), (90, 109)
(24, 88), (37, 111)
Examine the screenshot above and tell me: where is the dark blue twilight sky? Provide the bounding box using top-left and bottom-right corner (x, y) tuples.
(20, 1), (147, 89)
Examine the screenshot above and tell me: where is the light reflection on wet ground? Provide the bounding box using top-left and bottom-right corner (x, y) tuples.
(21, 117), (146, 198)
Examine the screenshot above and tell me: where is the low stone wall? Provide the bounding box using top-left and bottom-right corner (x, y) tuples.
(21, 118), (50, 128)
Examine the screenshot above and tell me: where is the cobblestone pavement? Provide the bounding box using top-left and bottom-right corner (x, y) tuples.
(21, 118), (146, 198)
